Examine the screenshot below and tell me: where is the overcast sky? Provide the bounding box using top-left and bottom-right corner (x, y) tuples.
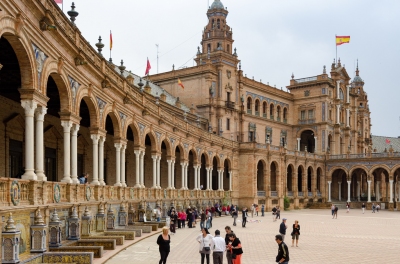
(58, 0), (400, 137)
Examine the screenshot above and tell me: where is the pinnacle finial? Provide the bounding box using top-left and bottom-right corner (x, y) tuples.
(5, 213), (16, 231)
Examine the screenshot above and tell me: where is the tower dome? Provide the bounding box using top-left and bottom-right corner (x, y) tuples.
(210, 0), (224, 10)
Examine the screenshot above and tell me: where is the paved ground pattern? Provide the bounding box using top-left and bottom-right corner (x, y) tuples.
(105, 209), (400, 263)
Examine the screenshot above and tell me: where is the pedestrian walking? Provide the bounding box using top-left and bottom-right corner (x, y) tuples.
(169, 211), (177, 234)
(227, 233), (243, 264)
(361, 203), (366, 214)
(197, 228), (213, 264)
(346, 202), (350, 213)
(242, 207), (248, 228)
(225, 226), (234, 264)
(330, 204), (335, 217)
(290, 220), (300, 247)
(372, 203), (376, 213)
(376, 204), (380, 212)
(210, 229), (226, 264)
(255, 205), (259, 216)
(275, 234), (290, 264)
(272, 206), (277, 222)
(201, 210), (206, 230)
(261, 204), (265, 217)
(157, 226), (171, 264)
(250, 204), (255, 218)
(279, 218), (287, 242)
(276, 206), (281, 220)
(333, 205), (338, 219)
(232, 206), (238, 226)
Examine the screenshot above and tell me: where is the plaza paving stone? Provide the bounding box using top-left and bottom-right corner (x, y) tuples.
(105, 209), (400, 263)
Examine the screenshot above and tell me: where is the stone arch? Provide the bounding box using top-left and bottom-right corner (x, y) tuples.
(270, 160), (279, 192)
(212, 153), (222, 168)
(286, 163), (295, 192)
(143, 130), (158, 152)
(160, 137), (173, 157)
(257, 159), (265, 192)
(0, 18), (36, 90)
(316, 167), (323, 193)
(75, 92), (99, 128)
(102, 107), (122, 139)
(174, 142), (185, 160)
(125, 119), (141, 146)
(390, 164), (400, 177)
(348, 165), (369, 179)
(328, 166), (348, 179)
(370, 165), (391, 178)
(246, 96), (252, 111)
(201, 151), (211, 168)
(307, 165), (314, 193)
(262, 101), (267, 116)
(297, 128), (317, 138)
(42, 68), (71, 112)
(189, 147), (199, 165)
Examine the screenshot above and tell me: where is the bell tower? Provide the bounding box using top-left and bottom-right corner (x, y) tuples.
(197, 0), (235, 61)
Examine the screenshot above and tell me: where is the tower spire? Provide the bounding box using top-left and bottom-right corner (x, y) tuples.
(356, 59), (359, 76)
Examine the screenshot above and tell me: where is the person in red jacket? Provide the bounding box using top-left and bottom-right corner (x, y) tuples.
(177, 210), (183, 229)
(180, 211), (187, 228)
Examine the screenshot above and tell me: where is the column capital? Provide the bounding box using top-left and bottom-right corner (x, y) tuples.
(389, 180), (394, 183)
(114, 143), (122, 150)
(71, 123), (80, 135)
(367, 180), (371, 183)
(90, 133), (100, 143)
(120, 144), (127, 151)
(347, 181), (351, 184)
(61, 120), (73, 131)
(338, 182), (342, 184)
(35, 106), (47, 121)
(21, 99), (38, 116)
(327, 180), (331, 184)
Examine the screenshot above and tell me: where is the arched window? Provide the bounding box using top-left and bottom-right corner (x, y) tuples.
(227, 44), (230, 53)
(262, 102), (267, 118)
(270, 104), (274, 120)
(339, 88), (344, 100)
(277, 106), (281, 121)
(247, 97), (252, 114)
(217, 19), (220, 29)
(212, 19), (215, 28)
(255, 100), (260, 115)
(283, 108), (288, 123)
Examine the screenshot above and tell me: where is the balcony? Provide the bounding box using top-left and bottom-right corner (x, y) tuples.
(263, 113), (267, 118)
(255, 111), (260, 116)
(283, 118), (287, 124)
(257, 191), (266, 197)
(247, 109), (252, 115)
(270, 115), (274, 120)
(298, 119), (315, 125)
(225, 101), (235, 109)
(277, 117), (281, 122)
(271, 191), (278, 197)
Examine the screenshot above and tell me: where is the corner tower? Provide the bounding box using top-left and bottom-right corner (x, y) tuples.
(195, 0), (237, 66)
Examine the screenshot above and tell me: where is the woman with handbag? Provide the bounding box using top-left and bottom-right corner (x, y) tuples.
(291, 220), (300, 247)
(196, 228), (213, 264)
(227, 233), (243, 264)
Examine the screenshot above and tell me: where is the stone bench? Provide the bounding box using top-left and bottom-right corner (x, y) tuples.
(125, 225), (152, 233)
(88, 235), (125, 245)
(135, 222), (162, 231)
(49, 246), (103, 258)
(104, 230), (136, 240)
(68, 239), (116, 250)
(41, 252), (94, 263)
(120, 227), (143, 237)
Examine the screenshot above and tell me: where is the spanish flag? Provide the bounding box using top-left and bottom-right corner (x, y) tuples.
(110, 31), (113, 50)
(336, 36), (350, 46)
(178, 78), (184, 89)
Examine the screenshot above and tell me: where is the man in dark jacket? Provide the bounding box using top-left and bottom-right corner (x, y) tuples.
(275, 234), (289, 263)
(225, 226), (234, 264)
(279, 218), (287, 241)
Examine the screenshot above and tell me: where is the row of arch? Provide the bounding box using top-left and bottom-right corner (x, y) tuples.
(247, 97), (288, 120)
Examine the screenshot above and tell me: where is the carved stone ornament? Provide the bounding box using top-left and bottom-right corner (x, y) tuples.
(74, 54), (87, 66)
(10, 180), (20, 206)
(225, 82), (233, 91)
(39, 10), (57, 31)
(226, 70), (231, 79)
(102, 78), (111, 89)
(304, 90), (310, 97)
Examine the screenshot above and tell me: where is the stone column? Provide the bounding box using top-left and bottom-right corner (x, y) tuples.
(90, 134), (100, 185)
(336, 80), (340, 99)
(35, 106), (47, 181)
(314, 136), (317, 153)
(184, 163), (188, 189)
(21, 100), (37, 180)
(140, 151), (145, 187)
(220, 170), (224, 191)
(180, 162), (185, 190)
(367, 180), (371, 202)
(61, 121), (73, 183)
(197, 166), (201, 190)
(376, 181), (380, 201)
(205, 168), (210, 190)
(134, 150), (141, 188)
(338, 182), (342, 201)
(296, 138), (301, 151)
(327, 181), (332, 202)
(347, 181), (351, 202)
(209, 168), (213, 190)
(336, 105), (340, 124)
(114, 143), (122, 187)
(167, 160), (172, 189)
(156, 156), (161, 188)
(193, 165), (198, 190)
(229, 171), (232, 191)
(389, 180), (394, 203)
(346, 85), (350, 103)
(70, 124), (80, 184)
(346, 109), (350, 127)
(152, 155), (158, 188)
(357, 181), (361, 201)
(217, 170), (222, 190)
(171, 160), (176, 189)
(120, 144), (127, 187)
(98, 136), (105, 186)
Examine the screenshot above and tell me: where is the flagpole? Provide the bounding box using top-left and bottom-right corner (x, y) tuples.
(335, 35), (337, 66)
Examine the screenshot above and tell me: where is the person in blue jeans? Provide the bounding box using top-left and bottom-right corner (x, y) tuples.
(261, 204), (265, 216)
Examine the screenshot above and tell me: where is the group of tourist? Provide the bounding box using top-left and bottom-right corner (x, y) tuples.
(331, 202), (381, 218)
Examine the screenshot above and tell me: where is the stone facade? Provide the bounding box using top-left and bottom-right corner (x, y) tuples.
(0, 0), (400, 261)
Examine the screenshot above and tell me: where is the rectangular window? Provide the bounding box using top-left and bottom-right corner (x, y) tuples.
(300, 110), (306, 120)
(322, 88), (326, 94)
(308, 110), (314, 119)
(248, 131), (254, 142)
(227, 92), (231, 102)
(226, 118), (230, 131)
(45, 147), (57, 182)
(9, 139), (23, 178)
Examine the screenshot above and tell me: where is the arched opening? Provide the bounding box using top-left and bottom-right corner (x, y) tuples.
(287, 165), (293, 194)
(160, 141), (168, 188)
(247, 97), (252, 114)
(262, 102), (267, 118)
(283, 108), (288, 123)
(188, 150), (194, 189)
(200, 154), (207, 189)
(270, 162), (277, 195)
(212, 156), (218, 190)
(174, 145), (183, 189)
(270, 104), (274, 120)
(255, 99), (260, 116)
(217, 19), (220, 29)
(372, 168), (390, 202)
(300, 130), (315, 153)
(223, 159), (230, 191)
(316, 167), (322, 196)
(307, 167), (313, 196)
(331, 169), (348, 201)
(297, 166), (304, 196)
(257, 161), (264, 192)
(104, 114), (120, 185)
(126, 125), (137, 187)
(277, 106), (281, 121)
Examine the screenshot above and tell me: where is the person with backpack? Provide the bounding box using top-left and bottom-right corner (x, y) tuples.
(333, 205), (338, 219)
(272, 206), (278, 222)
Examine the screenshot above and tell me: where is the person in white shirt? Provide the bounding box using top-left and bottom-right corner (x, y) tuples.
(197, 228), (214, 264)
(210, 229), (226, 264)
